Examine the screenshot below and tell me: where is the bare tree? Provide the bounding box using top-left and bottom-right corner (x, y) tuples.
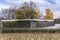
(16, 2), (40, 19)
(29, 1), (36, 9)
(21, 1), (37, 9)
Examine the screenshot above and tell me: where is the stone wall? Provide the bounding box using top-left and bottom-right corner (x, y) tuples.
(2, 20), (55, 28)
(30, 21), (55, 28)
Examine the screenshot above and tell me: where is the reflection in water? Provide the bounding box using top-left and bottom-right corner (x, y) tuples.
(43, 24), (60, 29)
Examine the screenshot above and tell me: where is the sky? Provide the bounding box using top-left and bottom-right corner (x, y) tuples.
(0, 0), (60, 18)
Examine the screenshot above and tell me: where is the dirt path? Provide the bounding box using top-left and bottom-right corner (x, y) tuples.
(0, 33), (60, 40)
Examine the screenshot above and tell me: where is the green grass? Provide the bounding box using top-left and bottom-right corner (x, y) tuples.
(1, 28), (60, 33)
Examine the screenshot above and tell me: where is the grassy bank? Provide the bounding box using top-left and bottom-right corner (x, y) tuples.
(2, 28), (60, 33)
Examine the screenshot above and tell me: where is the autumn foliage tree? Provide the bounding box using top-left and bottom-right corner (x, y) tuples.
(44, 9), (54, 19)
(16, 2), (39, 19)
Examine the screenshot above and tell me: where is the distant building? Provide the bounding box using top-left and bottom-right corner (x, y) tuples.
(54, 18), (60, 24)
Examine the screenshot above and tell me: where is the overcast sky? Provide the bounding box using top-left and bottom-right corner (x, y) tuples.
(0, 0), (60, 18)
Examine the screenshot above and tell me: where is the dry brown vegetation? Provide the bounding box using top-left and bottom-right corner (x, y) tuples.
(0, 32), (60, 40)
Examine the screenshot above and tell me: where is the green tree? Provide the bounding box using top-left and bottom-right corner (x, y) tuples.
(16, 2), (39, 19)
